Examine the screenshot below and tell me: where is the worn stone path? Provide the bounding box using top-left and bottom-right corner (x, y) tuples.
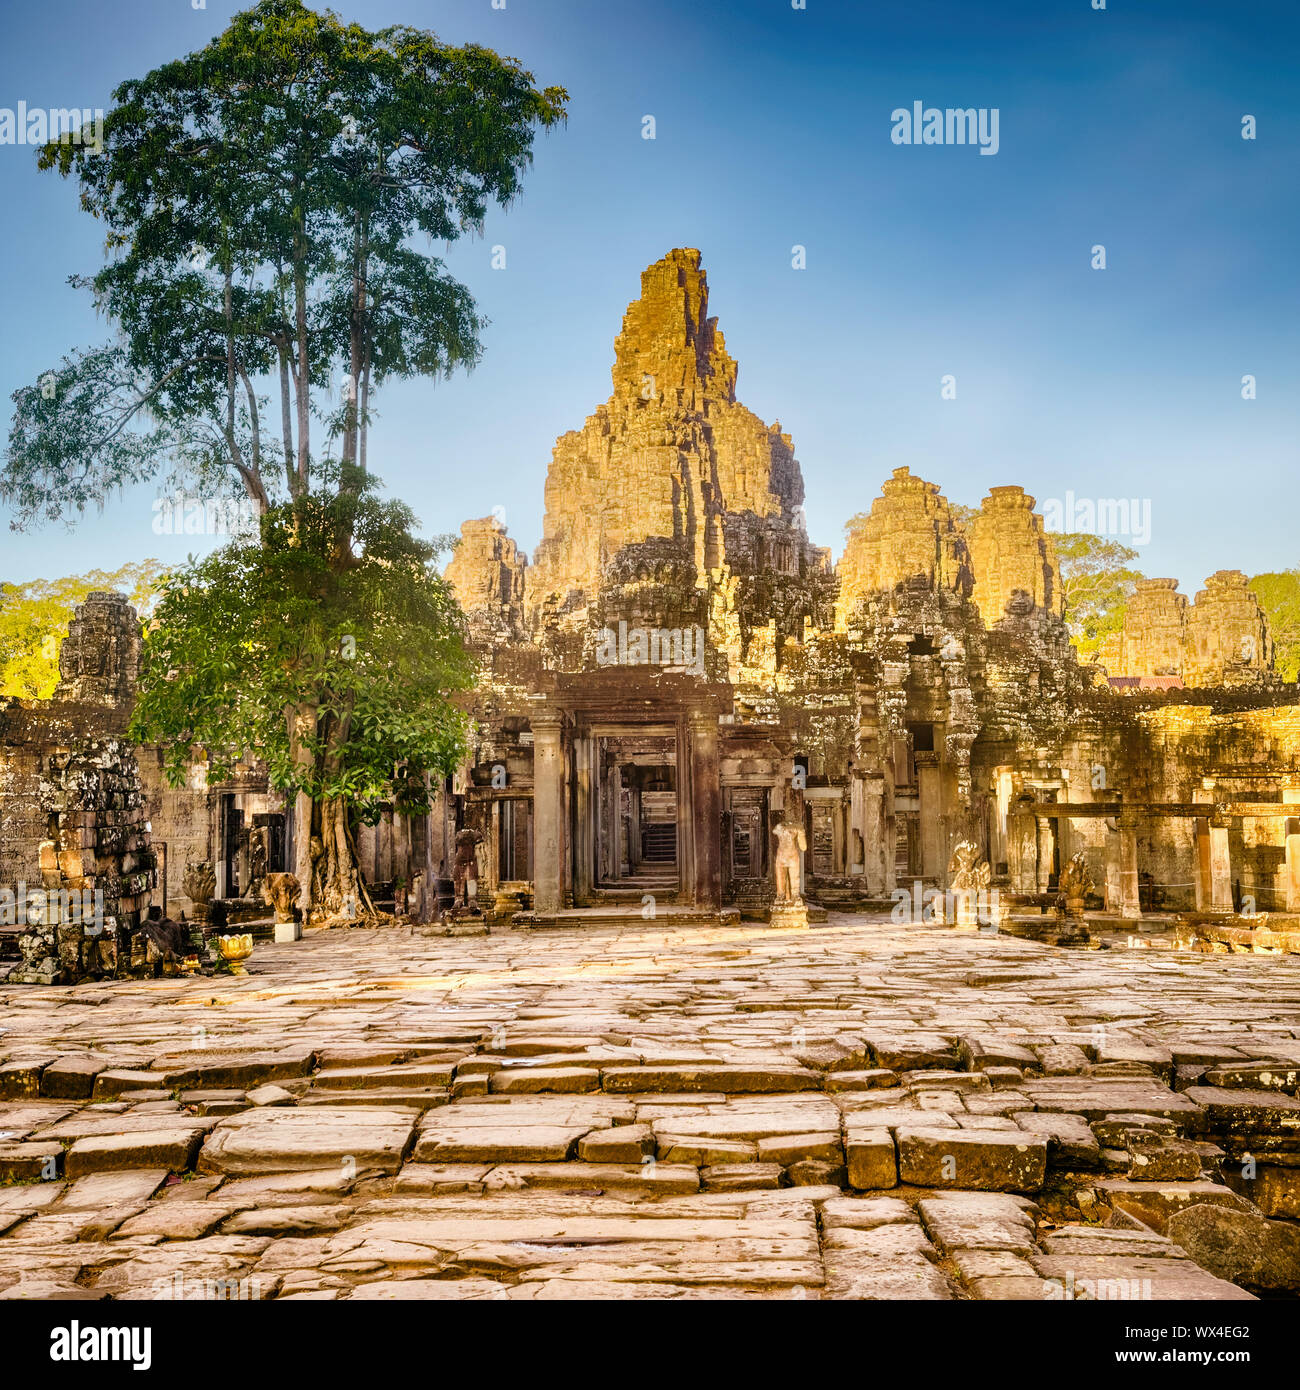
(1, 915), (1298, 1300)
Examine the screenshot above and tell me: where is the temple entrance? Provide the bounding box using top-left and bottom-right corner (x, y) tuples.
(595, 732), (679, 893)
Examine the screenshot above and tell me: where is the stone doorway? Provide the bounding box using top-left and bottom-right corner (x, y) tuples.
(595, 732), (679, 894)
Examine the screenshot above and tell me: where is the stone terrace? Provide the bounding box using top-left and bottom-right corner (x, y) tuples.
(1, 917), (1298, 1300)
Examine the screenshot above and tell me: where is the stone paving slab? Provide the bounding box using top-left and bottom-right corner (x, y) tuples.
(1, 913), (1298, 1299)
(199, 1106), (419, 1175)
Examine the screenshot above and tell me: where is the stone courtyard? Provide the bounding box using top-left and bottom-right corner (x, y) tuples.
(2, 915), (1298, 1301)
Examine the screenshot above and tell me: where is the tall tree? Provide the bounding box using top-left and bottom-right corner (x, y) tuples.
(4, 0), (566, 910)
(130, 471), (472, 918)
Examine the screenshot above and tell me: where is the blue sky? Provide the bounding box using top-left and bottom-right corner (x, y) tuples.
(0, 0), (1296, 591)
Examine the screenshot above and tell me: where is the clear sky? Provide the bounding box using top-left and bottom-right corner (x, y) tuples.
(0, 0), (1296, 592)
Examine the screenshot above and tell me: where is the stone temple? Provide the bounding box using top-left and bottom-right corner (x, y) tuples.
(441, 248), (1300, 932)
(3, 250), (1300, 1305)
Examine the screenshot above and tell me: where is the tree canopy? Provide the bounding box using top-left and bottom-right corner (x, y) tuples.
(3, 0), (568, 524)
(129, 467), (473, 911)
(1053, 533), (1144, 659)
(1249, 571), (1300, 681)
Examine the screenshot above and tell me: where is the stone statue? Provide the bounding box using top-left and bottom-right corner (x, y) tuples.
(453, 828), (484, 908)
(1059, 852), (1094, 916)
(948, 841), (991, 894)
(946, 840), (991, 926)
(772, 820), (807, 904)
(183, 861), (216, 922)
(261, 872), (302, 924)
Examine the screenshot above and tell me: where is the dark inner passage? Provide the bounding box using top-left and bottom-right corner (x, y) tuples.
(596, 733), (678, 891)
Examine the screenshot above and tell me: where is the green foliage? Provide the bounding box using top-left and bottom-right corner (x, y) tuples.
(1054, 533), (1144, 657)
(129, 469), (473, 819)
(1249, 570), (1300, 681)
(0, 562), (164, 699)
(6, 0), (568, 521)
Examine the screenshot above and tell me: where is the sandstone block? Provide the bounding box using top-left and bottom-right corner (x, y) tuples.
(896, 1127), (1047, 1193)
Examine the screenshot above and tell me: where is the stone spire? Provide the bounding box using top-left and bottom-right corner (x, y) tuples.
(525, 249), (815, 628)
(836, 468), (973, 620)
(1184, 570), (1272, 686)
(444, 516), (527, 637)
(608, 247), (737, 412)
(1115, 578), (1188, 678)
(967, 485), (1064, 625)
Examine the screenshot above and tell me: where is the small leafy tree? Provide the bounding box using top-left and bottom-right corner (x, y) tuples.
(130, 468), (472, 918)
(0, 562), (164, 699)
(1054, 533), (1144, 658)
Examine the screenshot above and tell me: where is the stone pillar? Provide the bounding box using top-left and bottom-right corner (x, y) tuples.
(688, 711), (722, 910)
(860, 774), (888, 895)
(572, 735), (594, 904)
(1193, 782), (1214, 912)
(1008, 805), (1038, 896)
(393, 812), (410, 885)
(1117, 811), (1141, 920)
(531, 711), (566, 915)
(1209, 819), (1233, 913)
(1284, 783), (1300, 913)
(916, 754), (943, 879)
(1035, 817), (1053, 893)
(991, 767), (1014, 872)
(849, 775), (865, 876)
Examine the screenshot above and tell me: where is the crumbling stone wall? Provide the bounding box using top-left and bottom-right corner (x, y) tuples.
(10, 734), (157, 983)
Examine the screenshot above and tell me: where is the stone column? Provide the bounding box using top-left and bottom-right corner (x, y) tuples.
(531, 711), (566, 915)
(1008, 805), (1038, 896)
(1284, 783), (1300, 913)
(1193, 782), (1214, 912)
(1117, 811), (1142, 920)
(688, 710), (722, 910)
(849, 775), (866, 876)
(1035, 817), (1053, 894)
(860, 774), (888, 895)
(916, 754), (943, 879)
(1209, 818), (1233, 913)
(991, 768), (1014, 873)
(572, 735), (594, 904)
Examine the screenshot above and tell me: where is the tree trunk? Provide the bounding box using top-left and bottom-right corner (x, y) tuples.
(293, 229), (311, 498)
(287, 703), (317, 917)
(277, 336), (295, 494)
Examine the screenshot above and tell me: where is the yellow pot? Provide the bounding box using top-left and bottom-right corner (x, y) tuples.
(215, 933), (254, 974)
